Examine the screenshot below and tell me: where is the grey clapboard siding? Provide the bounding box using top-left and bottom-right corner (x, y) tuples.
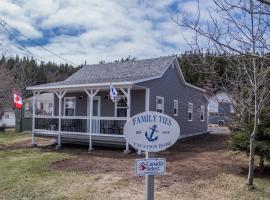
(136, 61), (208, 136)
(54, 90), (146, 117)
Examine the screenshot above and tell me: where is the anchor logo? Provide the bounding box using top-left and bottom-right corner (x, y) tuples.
(145, 125), (159, 142)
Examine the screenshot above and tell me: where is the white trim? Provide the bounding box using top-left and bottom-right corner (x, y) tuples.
(132, 58), (175, 84)
(88, 96), (101, 117)
(145, 88), (150, 111)
(173, 100), (179, 116)
(27, 82), (133, 91)
(200, 105), (205, 121)
(63, 96), (76, 116)
(173, 59), (206, 92)
(156, 96), (164, 113)
(188, 102), (193, 121)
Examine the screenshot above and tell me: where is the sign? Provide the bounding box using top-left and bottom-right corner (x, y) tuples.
(123, 111), (180, 152)
(136, 158), (166, 176)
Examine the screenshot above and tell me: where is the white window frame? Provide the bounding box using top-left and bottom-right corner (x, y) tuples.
(173, 100), (178, 116)
(188, 102), (193, 121)
(64, 97), (76, 116)
(200, 105), (205, 121)
(115, 95), (128, 117)
(156, 96), (164, 113)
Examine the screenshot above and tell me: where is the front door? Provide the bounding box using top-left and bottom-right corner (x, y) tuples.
(89, 96), (101, 133)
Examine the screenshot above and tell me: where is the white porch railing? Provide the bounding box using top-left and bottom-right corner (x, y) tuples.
(34, 115), (127, 136)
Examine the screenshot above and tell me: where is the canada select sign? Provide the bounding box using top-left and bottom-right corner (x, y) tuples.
(124, 111), (180, 152)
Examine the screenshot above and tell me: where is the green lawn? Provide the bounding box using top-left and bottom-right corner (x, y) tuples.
(0, 131), (31, 145)
(0, 131), (269, 200)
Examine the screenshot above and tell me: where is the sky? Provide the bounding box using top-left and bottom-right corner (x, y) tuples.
(0, 0), (213, 66)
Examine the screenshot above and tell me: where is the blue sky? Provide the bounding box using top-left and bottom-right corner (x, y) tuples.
(0, 0), (213, 65)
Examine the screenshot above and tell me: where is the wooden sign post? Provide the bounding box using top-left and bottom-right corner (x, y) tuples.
(124, 111), (180, 200)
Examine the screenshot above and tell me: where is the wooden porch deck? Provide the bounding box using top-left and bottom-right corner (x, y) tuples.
(34, 130), (126, 147)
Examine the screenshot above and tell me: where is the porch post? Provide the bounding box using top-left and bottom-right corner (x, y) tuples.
(120, 87), (131, 153)
(84, 89), (99, 151)
(31, 91), (40, 147)
(55, 91), (66, 148)
(145, 88), (150, 111)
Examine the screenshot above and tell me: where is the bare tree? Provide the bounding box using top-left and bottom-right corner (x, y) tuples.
(171, 0), (270, 189)
(0, 64), (13, 117)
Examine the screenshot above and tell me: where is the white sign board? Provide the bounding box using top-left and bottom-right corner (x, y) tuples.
(136, 158), (166, 176)
(124, 111), (180, 152)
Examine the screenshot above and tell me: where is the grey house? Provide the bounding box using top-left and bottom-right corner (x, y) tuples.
(27, 56), (208, 151)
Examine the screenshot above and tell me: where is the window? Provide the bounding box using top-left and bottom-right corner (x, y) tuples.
(116, 95), (128, 117)
(156, 96), (164, 113)
(173, 100), (178, 116)
(200, 105), (205, 121)
(4, 113), (9, 119)
(188, 103), (193, 121)
(64, 97), (76, 116)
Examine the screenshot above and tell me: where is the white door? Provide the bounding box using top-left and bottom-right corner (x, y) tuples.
(87, 96), (101, 133)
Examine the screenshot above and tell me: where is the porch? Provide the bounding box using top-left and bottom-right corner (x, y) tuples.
(30, 85), (150, 152)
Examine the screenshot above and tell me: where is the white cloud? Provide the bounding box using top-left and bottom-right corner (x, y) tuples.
(0, 0), (206, 65)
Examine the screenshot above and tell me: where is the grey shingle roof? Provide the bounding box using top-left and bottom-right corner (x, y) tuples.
(28, 56), (176, 89)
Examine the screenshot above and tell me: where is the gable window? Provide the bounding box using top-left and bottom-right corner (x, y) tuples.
(188, 103), (193, 121)
(64, 97), (76, 116)
(200, 105), (205, 121)
(173, 100), (178, 116)
(156, 96), (164, 113)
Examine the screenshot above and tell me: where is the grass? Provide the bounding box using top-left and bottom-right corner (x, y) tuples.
(0, 131), (269, 199)
(0, 131), (31, 145)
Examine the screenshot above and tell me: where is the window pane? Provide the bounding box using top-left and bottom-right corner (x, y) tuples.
(189, 112), (192, 120)
(117, 96), (127, 107)
(156, 97), (164, 113)
(65, 108), (75, 116)
(117, 108), (127, 117)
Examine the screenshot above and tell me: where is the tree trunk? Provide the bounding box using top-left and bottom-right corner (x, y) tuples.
(247, 134), (256, 189)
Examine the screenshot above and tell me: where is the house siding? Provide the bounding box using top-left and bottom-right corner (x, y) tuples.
(54, 90), (145, 117)
(136, 61), (208, 136)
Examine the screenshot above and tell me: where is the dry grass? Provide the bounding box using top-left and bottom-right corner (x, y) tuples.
(0, 131), (269, 200)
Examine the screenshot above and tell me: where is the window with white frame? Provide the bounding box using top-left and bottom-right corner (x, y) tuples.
(156, 96), (164, 113)
(173, 100), (178, 116)
(64, 97), (76, 116)
(188, 103), (193, 121)
(116, 95), (128, 117)
(200, 105), (205, 121)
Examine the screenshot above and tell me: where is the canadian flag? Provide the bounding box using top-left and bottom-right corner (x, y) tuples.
(13, 93), (23, 109)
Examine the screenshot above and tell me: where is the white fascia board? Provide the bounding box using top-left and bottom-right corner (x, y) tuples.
(133, 57), (206, 93)
(173, 59), (206, 93)
(27, 81), (133, 91)
(132, 57), (176, 84)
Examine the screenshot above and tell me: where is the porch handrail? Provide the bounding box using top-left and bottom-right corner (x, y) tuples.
(35, 115), (128, 121)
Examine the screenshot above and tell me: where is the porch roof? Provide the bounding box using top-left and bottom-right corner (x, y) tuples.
(27, 56), (176, 91)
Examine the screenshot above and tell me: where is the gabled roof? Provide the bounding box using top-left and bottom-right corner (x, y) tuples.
(27, 55), (205, 92)
(27, 56), (175, 90)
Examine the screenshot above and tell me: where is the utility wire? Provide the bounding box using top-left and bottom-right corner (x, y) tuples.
(0, 18), (77, 66)
(1, 24), (49, 63)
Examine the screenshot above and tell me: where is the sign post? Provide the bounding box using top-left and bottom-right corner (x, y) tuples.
(124, 111), (180, 200)
(145, 152), (154, 200)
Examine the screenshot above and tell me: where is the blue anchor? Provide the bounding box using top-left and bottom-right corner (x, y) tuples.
(145, 125), (159, 142)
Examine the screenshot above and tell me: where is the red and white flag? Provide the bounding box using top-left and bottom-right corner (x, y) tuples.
(13, 93), (23, 109)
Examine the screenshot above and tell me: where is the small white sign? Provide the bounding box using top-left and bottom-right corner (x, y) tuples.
(136, 158), (166, 176)
(124, 111), (180, 152)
